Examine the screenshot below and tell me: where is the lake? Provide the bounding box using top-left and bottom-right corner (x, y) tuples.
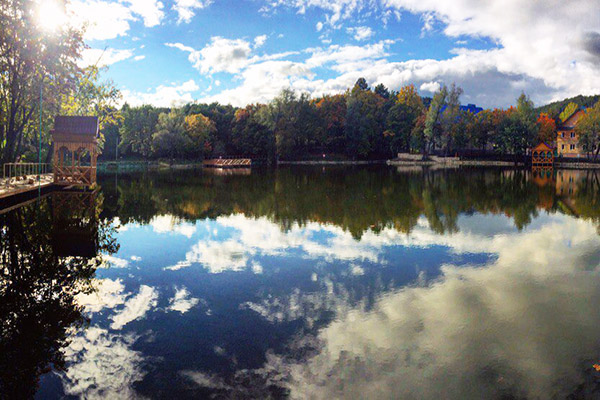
(2, 166), (600, 399)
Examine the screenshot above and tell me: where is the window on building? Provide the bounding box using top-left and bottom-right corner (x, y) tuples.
(570, 144), (576, 150)
(561, 144), (565, 150)
(571, 132), (575, 138)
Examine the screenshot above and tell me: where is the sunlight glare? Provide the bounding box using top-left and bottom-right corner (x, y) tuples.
(37, 0), (66, 33)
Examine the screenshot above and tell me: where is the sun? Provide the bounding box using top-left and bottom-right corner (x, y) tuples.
(37, 0), (67, 32)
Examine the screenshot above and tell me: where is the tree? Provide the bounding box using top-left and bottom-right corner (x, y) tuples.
(60, 65), (122, 152)
(440, 84), (463, 154)
(495, 108), (534, 158)
(386, 103), (414, 153)
(345, 78), (386, 158)
(423, 85), (448, 155)
(185, 113), (216, 158)
(314, 94), (347, 153)
(576, 101), (600, 160)
(397, 84), (424, 117)
(385, 84), (425, 154)
(261, 89), (316, 160)
(536, 113), (557, 144)
(467, 109), (496, 151)
(374, 83), (390, 99)
(152, 109), (189, 159)
(119, 104), (165, 158)
(0, 0), (84, 163)
(231, 104), (276, 161)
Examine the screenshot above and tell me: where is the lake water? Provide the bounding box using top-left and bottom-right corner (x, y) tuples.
(2, 166), (600, 399)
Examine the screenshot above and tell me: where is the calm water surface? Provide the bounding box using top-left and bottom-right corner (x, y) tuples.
(2, 166), (600, 399)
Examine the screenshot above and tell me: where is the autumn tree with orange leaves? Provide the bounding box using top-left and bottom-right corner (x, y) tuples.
(536, 113), (557, 145)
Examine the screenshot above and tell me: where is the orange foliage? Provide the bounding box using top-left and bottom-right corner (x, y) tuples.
(537, 113), (557, 144)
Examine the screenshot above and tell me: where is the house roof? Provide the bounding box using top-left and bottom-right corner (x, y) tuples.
(52, 116), (99, 137)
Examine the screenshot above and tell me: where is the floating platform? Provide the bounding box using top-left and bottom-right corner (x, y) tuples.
(203, 159), (252, 168)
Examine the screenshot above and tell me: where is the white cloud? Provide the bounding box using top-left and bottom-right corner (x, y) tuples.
(346, 26), (374, 41)
(121, 79), (200, 107)
(61, 327), (146, 398)
(79, 48), (134, 68)
(102, 254), (130, 269)
(133, 55), (145, 61)
(420, 81), (440, 93)
(166, 287), (200, 313)
(173, 0), (213, 23)
(69, 0), (134, 40)
(167, 37), (254, 74)
(125, 0), (164, 27)
(110, 285), (159, 330)
(68, 0), (164, 40)
(254, 35), (268, 48)
(76, 278), (127, 313)
(150, 215), (197, 238)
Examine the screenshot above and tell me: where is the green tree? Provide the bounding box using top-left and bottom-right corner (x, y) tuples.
(440, 84), (463, 154)
(576, 101), (600, 160)
(231, 104), (276, 160)
(0, 0), (84, 163)
(423, 85), (448, 155)
(345, 78), (386, 158)
(119, 104), (165, 158)
(185, 113), (216, 158)
(386, 84), (425, 154)
(152, 109), (189, 159)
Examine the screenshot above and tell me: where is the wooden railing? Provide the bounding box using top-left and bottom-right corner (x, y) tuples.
(54, 165), (96, 186)
(3, 163), (52, 180)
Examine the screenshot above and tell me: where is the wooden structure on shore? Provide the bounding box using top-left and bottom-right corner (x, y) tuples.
(532, 142), (554, 167)
(203, 158), (251, 168)
(52, 116), (100, 186)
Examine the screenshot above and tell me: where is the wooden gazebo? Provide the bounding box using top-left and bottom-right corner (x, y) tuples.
(531, 142), (554, 167)
(51, 116), (100, 186)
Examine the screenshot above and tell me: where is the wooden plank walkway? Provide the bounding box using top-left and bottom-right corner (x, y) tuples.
(0, 174), (54, 200)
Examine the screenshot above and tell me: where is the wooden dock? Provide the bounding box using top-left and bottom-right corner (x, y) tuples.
(0, 174), (54, 200)
(203, 158), (251, 168)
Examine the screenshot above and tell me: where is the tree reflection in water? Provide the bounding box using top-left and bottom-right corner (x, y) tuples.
(0, 191), (118, 398)
(100, 167), (600, 237)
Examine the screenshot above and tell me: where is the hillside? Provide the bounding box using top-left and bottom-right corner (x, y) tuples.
(536, 94), (600, 118)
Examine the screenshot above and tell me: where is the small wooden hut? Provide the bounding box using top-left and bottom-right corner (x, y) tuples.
(51, 116), (100, 186)
(531, 142), (554, 167)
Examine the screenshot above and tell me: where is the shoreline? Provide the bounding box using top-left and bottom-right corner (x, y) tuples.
(387, 159), (600, 169)
(277, 160), (387, 165)
(98, 159), (600, 171)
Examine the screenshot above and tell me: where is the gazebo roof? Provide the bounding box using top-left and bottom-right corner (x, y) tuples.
(533, 142), (554, 151)
(52, 116), (99, 138)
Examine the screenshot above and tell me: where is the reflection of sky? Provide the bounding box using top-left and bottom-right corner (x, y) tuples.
(51, 210), (600, 398)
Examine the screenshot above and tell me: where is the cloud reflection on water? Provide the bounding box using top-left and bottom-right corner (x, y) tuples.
(258, 217), (600, 399)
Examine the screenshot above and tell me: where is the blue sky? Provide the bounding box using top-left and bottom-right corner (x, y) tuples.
(64, 0), (600, 108)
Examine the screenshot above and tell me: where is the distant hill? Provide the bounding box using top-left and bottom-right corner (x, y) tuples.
(536, 94), (600, 118)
